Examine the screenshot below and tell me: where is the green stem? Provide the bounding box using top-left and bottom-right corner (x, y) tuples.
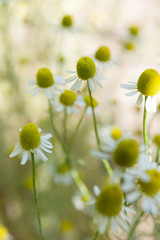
(92, 230), (99, 240)
(63, 107), (67, 143)
(71, 169), (91, 201)
(102, 159), (113, 176)
(156, 145), (160, 163)
(68, 107), (86, 154)
(127, 210), (143, 240)
(143, 96), (147, 150)
(31, 153), (45, 240)
(48, 101), (71, 166)
(87, 81), (101, 150)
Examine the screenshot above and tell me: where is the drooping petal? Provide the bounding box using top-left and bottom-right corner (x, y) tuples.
(21, 151), (28, 165)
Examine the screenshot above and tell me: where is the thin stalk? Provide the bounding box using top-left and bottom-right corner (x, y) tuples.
(92, 230), (99, 240)
(31, 153), (45, 240)
(87, 81), (101, 150)
(63, 107), (67, 143)
(71, 169), (91, 201)
(127, 210), (143, 240)
(143, 96), (147, 150)
(68, 107), (86, 154)
(156, 145), (160, 163)
(48, 101), (71, 166)
(102, 159), (113, 176)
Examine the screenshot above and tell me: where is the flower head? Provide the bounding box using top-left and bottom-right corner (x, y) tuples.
(113, 139), (139, 168)
(51, 90), (84, 114)
(129, 25), (139, 36)
(61, 15), (73, 28)
(66, 56), (106, 92)
(26, 67), (65, 99)
(96, 184), (123, 217)
(95, 46), (111, 62)
(122, 155), (160, 215)
(121, 69), (160, 112)
(9, 123), (53, 165)
(92, 184), (135, 234)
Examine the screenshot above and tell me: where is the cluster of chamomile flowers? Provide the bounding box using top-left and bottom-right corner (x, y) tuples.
(9, 46), (111, 164)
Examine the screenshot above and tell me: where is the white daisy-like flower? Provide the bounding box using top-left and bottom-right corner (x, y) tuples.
(121, 69), (160, 112)
(121, 155), (160, 215)
(53, 163), (72, 185)
(80, 95), (100, 115)
(92, 126), (143, 169)
(91, 184), (135, 234)
(66, 56), (106, 92)
(94, 46), (117, 71)
(50, 89), (85, 114)
(9, 123), (53, 165)
(53, 15), (78, 34)
(26, 67), (65, 99)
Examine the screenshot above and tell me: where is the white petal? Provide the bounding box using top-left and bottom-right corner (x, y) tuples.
(65, 75), (77, 83)
(35, 148), (48, 161)
(93, 185), (100, 196)
(41, 141), (53, 149)
(56, 104), (64, 112)
(54, 76), (65, 85)
(21, 151), (28, 165)
(66, 106), (72, 115)
(41, 134), (52, 140)
(40, 144), (52, 153)
(91, 150), (109, 159)
(32, 88), (40, 96)
(111, 217), (118, 233)
(123, 206), (136, 214)
(86, 106), (92, 115)
(88, 79), (95, 92)
(9, 143), (22, 158)
(98, 217), (108, 234)
(136, 94), (143, 105)
(116, 216), (129, 232)
(65, 70), (76, 73)
(120, 84), (136, 90)
(45, 89), (52, 99)
(125, 90), (138, 96)
(126, 191), (141, 203)
(94, 76), (103, 87)
(70, 79), (82, 92)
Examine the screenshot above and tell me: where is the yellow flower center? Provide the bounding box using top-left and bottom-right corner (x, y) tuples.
(124, 41), (135, 51)
(129, 26), (139, 36)
(60, 90), (76, 106)
(0, 225), (9, 239)
(110, 127), (122, 140)
(113, 139), (139, 167)
(61, 15), (73, 28)
(95, 46), (111, 62)
(60, 220), (73, 232)
(20, 123), (41, 150)
(84, 95), (98, 108)
(76, 57), (96, 80)
(96, 185), (123, 217)
(153, 135), (160, 145)
(58, 163), (70, 174)
(138, 169), (160, 196)
(137, 69), (160, 96)
(36, 68), (54, 88)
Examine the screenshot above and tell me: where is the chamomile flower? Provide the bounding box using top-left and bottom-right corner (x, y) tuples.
(61, 15), (73, 29)
(94, 46), (116, 70)
(121, 155), (160, 215)
(121, 69), (160, 112)
(92, 137), (144, 170)
(26, 68), (65, 99)
(83, 95), (99, 114)
(54, 163), (72, 185)
(128, 25), (139, 37)
(9, 123), (53, 165)
(66, 56), (106, 92)
(92, 184), (134, 234)
(0, 225), (11, 240)
(50, 90), (84, 114)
